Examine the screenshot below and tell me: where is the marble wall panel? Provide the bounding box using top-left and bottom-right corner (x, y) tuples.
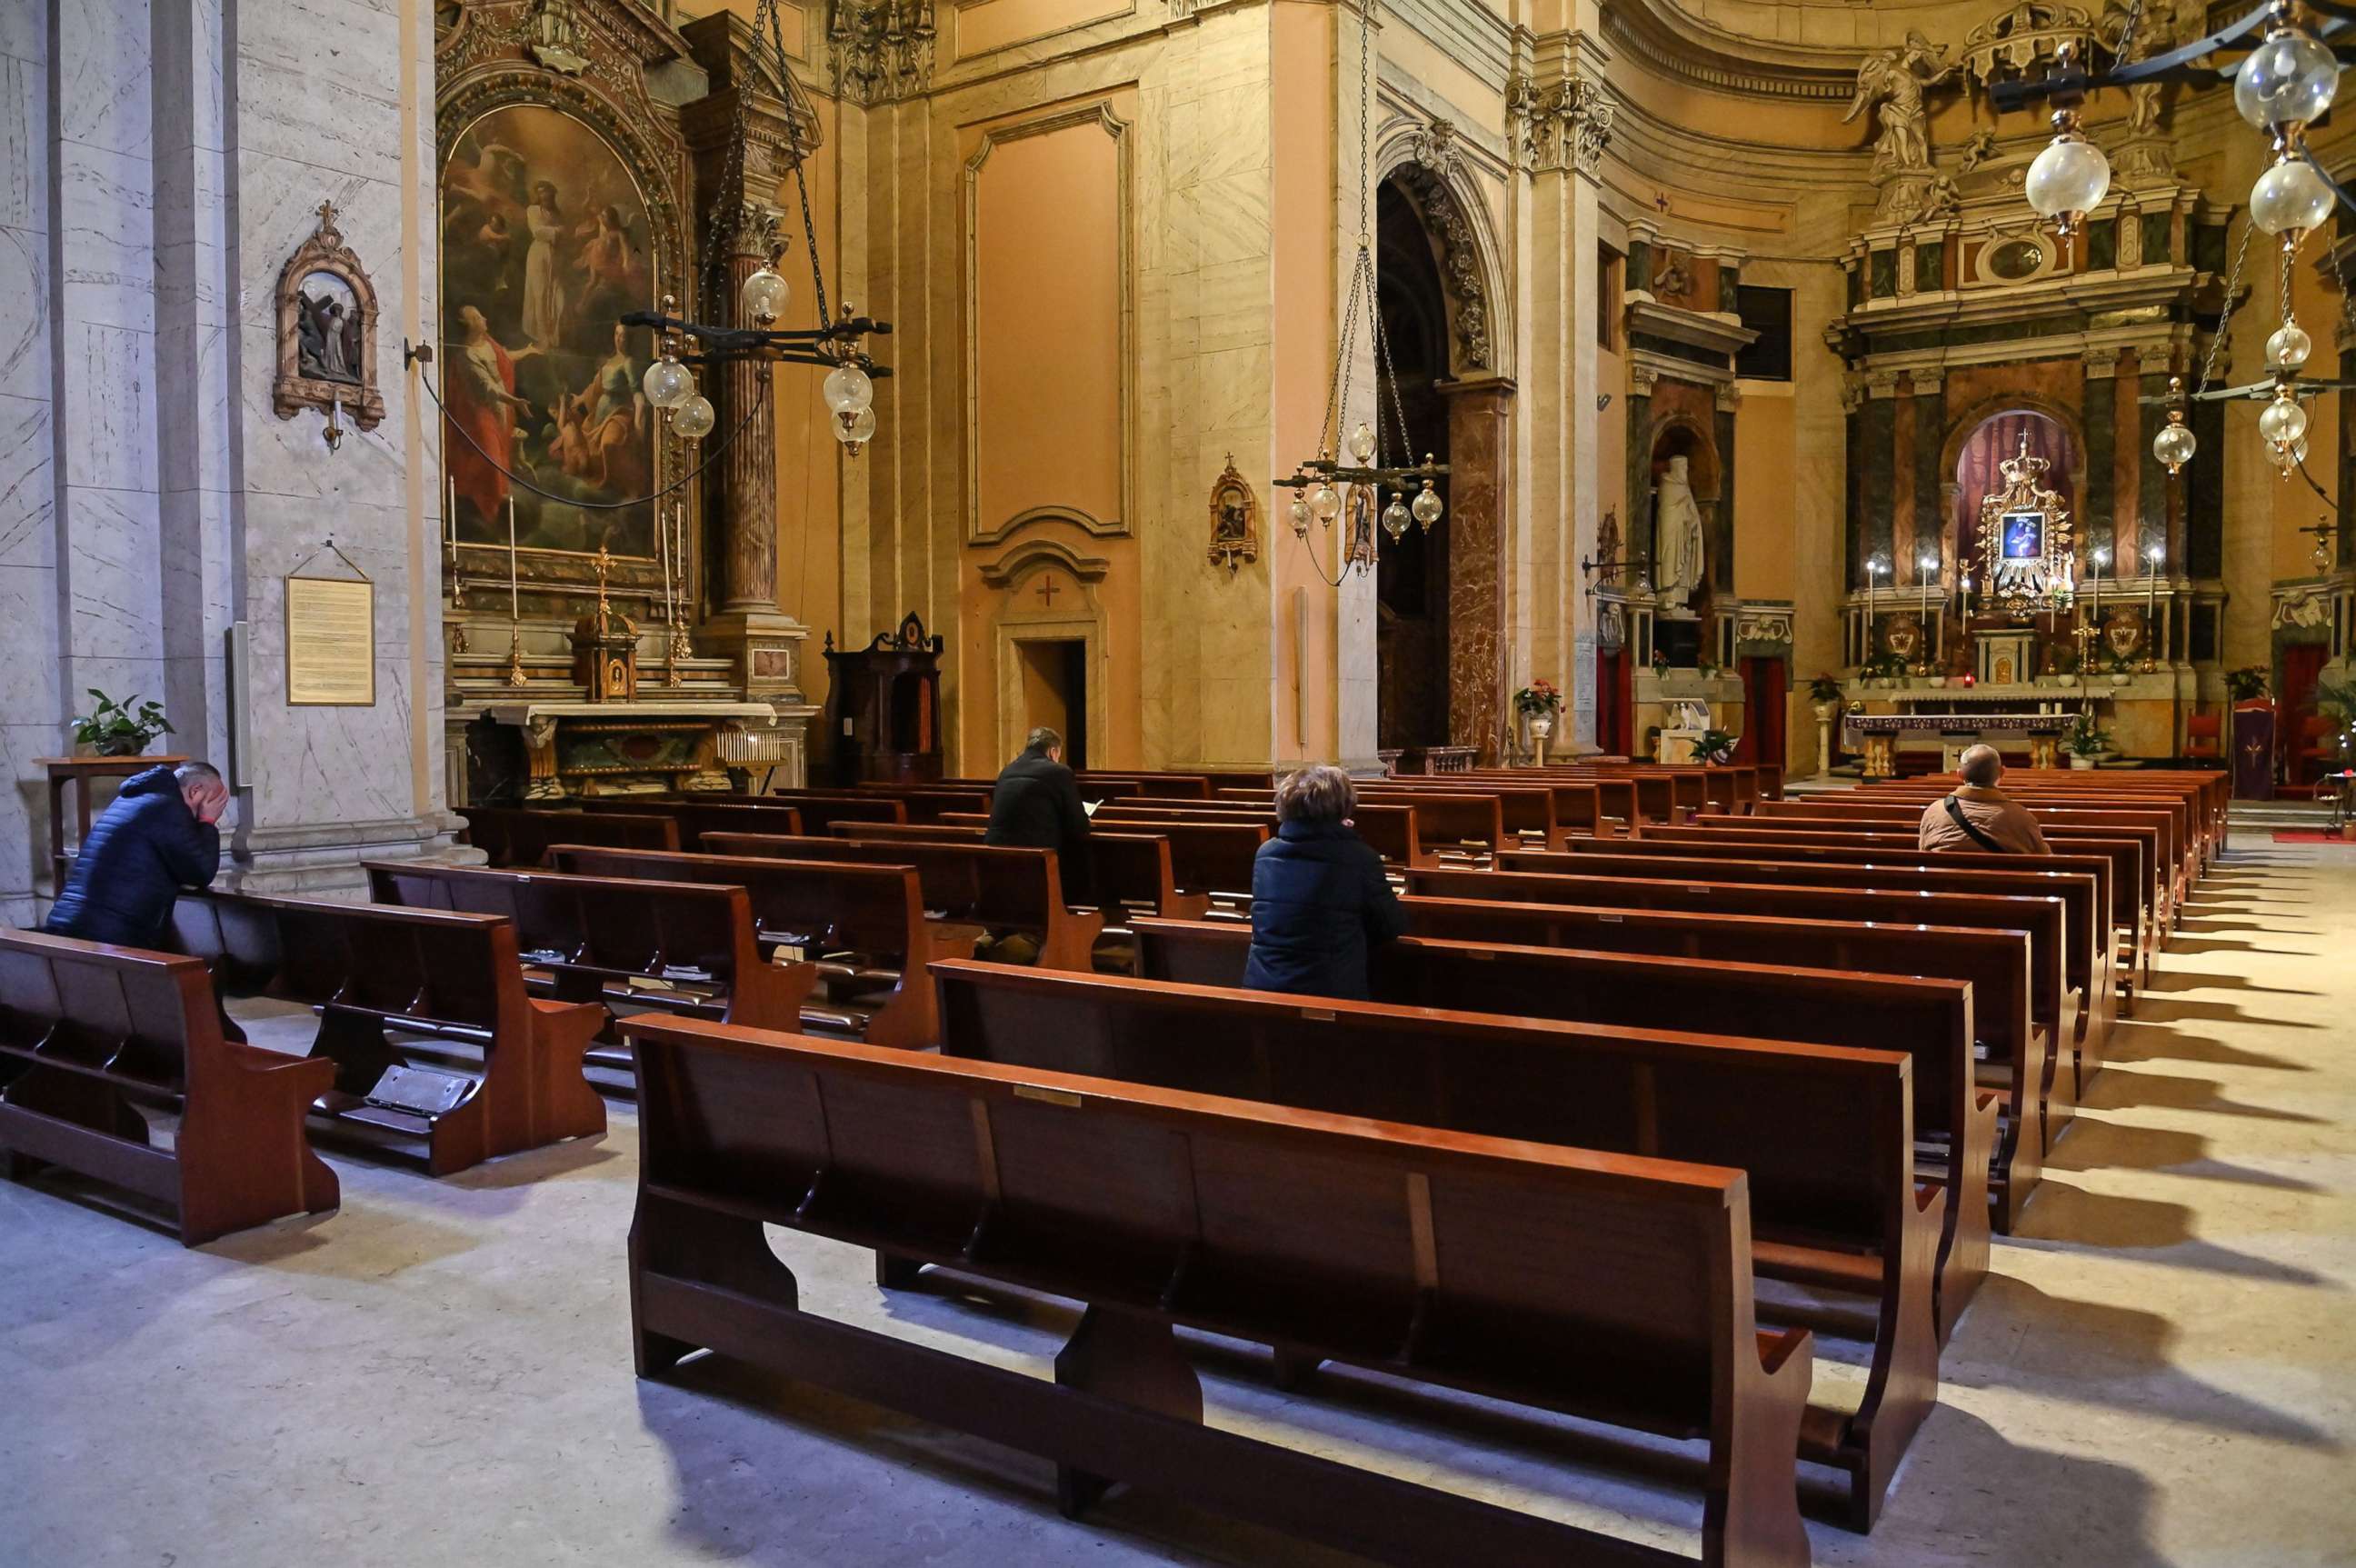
(0, 230), (45, 406)
(56, 0), (154, 157)
(0, 391), (52, 569)
(56, 323), (160, 494)
(0, 52), (44, 233)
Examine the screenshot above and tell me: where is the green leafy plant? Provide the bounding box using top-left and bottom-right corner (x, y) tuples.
(1694, 726), (1740, 764)
(1513, 678), (1563, 718)
(2064, 708), (2110, 758)
(2226, 665), (2271, 701)
(2319, 674), (2356, 761)
(1861, 651), (1907, 681)
(1809, 672), (1845, 704)
(71, 690), (173, 757)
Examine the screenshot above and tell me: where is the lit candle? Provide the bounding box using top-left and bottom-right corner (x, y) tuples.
(658, 504), (674, 624)
(507, 494), (520, 620)
(1960, 557), (1971, 625)
(446, 474), (457, 548)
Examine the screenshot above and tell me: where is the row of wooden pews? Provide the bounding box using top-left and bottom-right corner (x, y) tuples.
(620, 760), (2223, 1564)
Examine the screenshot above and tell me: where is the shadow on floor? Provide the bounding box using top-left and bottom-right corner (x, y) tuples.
(2081, 1068), (2327, 1124)
(1940, 1276), (2343, 1451)
(2103, 1025), (2313, 1074)
(2040, 1116), (2325, 1193)
(2128, 997), (2327, 1031)
(2006, 1178), (2335, 1289)
(2142, 971), (2319, 998)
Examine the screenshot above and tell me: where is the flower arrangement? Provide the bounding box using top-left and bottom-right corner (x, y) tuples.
(1809, 673), (1846, 704)
(1513, 679), (1563, 718)
(2064, 708), (2111, 758)
(2225, 665), (2271, 701)
(72, 690), (174, 758)
(1694, 727), (1740, 764)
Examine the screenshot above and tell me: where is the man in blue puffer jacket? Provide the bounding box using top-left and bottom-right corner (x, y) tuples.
(43, 762), (228, 948)
(1242, 764), (1407, 1001)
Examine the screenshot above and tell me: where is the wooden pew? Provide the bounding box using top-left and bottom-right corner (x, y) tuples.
(846, 823), (1210, 923)
(540, 845), (953, 1048)
(577, 796), (808, 851)
(1094, 799), (1430, 870)
(0, 929), (340, 1243)
(1131, 917), (1990, 1346)
(1227, 788), (1504, 857)
(1392, 894), (2047, 1233)
(456, 804), (678, 868)
(1073, 772), (1211, 799)
(624, 1013), (1817, 1567)
(1818, 786), (2196, 898)
(363, 861), (812, 1055)
(169, 891), (607, 1175)
(1408, 864), (2073, 1179)
(698, 833), (1103, 973)
(849, 786), (993, 822)
(1756, 798), (2180, 938)
(1635, 822), (2158, 1003)
(1364, 783), (1559, 847)
(943, 814), (1269, 908)
(1504, 844), (2112, 1097)
(929, 960), (1931, 1530)
(718, 792), (910, 835)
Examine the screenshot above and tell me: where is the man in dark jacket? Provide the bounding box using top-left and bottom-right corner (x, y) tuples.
(44, 762), (228, 948)
(984, 726), (1093, 893)
(1243, 764), (1407, 1001)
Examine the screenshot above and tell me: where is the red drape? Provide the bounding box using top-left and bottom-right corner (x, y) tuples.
(1595, 644), (1631, 757)
(1739, 656), (1787, 768)
(2281, 644), (2329, 785)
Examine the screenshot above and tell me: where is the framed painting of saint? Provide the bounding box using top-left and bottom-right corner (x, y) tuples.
(440, 104), (659, 564)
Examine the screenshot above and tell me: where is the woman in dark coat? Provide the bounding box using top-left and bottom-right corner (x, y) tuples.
(1241, 764), (1407, 1001)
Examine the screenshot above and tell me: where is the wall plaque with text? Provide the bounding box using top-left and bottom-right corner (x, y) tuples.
(285, 574), (376, 705)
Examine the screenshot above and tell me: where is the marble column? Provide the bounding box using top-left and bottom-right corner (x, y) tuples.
(1910, 371), (1944, 582)
(1443, 379), (1512, 763)
(681, 15), (814, 713)
(2082, 348), (2117, 564)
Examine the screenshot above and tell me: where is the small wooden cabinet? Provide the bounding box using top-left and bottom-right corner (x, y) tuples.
(824, 614), (944, 785)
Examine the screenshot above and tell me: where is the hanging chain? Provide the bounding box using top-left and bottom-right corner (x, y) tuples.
(2194, 216), (2256, 397)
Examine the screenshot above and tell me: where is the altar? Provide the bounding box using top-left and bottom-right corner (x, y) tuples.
(457, 701), (798, 802)
(1846, 711), (2071, 777)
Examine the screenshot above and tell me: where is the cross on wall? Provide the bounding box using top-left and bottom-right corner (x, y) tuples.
(1034, 574), (1061, 609)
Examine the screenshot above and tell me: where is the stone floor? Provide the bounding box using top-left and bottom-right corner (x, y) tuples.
(5, 837), (2353, 1567)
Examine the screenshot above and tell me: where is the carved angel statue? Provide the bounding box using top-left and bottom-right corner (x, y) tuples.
(1842, 31), (1959, 175)
(2099, 0), (2184, 136)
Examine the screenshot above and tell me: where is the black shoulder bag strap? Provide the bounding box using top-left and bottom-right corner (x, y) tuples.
(1942, 794), (2009, 854)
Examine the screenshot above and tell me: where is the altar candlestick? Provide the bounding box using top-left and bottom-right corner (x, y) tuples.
(1960, 559), (1971, 626)
(446, 475), (457, 548)
(658, 503), (673, 624)
(507, 494), (520, 619)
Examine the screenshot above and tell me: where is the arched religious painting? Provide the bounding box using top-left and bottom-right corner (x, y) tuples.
(441, 105), (658, 561)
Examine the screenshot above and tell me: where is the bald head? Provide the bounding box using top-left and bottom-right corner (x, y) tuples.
(1958, 745), (2003, 788)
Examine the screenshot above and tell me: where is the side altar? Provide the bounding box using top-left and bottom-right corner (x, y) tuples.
(433, 6), (823, 806)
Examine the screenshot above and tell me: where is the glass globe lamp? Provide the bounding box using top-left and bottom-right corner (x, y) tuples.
(1348, 422), (1378, 464)
(642, 356), (693, 410)
(1381, 494), (1412, 540)
(2151, 414), (2197, 475)
(2267, 320), (2314, 370)
(2270, 434), (2311, 473)
(741, 264), (790, 325)
(1289, 494), (1312, 538)
(2251, 155), (2334, 237)
(1410, 481), (1443, 528)
(671, 394), (716, 440)
(2235, 27), (2340, 132)
(2026, 114), (2110, 228)
(1309, 483), (1343, 523)
(822, 363), (874, 415)
(833, 404), (878, 445)
(2258, 393), (2310, 448)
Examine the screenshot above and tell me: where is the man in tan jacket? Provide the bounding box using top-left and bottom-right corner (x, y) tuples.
(1919, 744), (2053, 854)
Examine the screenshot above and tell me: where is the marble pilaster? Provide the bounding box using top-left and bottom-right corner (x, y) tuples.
(2082, 353), (2117, 564)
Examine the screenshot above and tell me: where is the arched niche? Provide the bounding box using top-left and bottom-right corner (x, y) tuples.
(1943, 404), (2081, 581)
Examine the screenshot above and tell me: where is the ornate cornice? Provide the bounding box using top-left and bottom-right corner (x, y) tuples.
(1393, 135), (1494, 372)
(1602, 1), (1858, 104)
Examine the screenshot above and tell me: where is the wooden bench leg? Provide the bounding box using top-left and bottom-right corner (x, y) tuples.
(630, 1194), (798, 1375)
(1052, 1305), (1203, 1519)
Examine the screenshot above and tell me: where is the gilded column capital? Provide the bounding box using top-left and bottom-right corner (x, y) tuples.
(2081, 345), (2122, 376)
(1906, 369), (1945, 398)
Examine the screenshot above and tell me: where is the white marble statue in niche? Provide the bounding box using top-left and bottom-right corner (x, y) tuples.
(1653, 454), (1707, 617)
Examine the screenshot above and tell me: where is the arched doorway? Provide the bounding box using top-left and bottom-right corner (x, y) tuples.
(1373, 176), (1453, 754)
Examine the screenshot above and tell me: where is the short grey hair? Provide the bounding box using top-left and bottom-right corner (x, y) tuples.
(1024, 726), (1063, 754)
(175, 761), (224, 788)
(1274, 764), (1354, 825)
(1958, 744), (2003, 787)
